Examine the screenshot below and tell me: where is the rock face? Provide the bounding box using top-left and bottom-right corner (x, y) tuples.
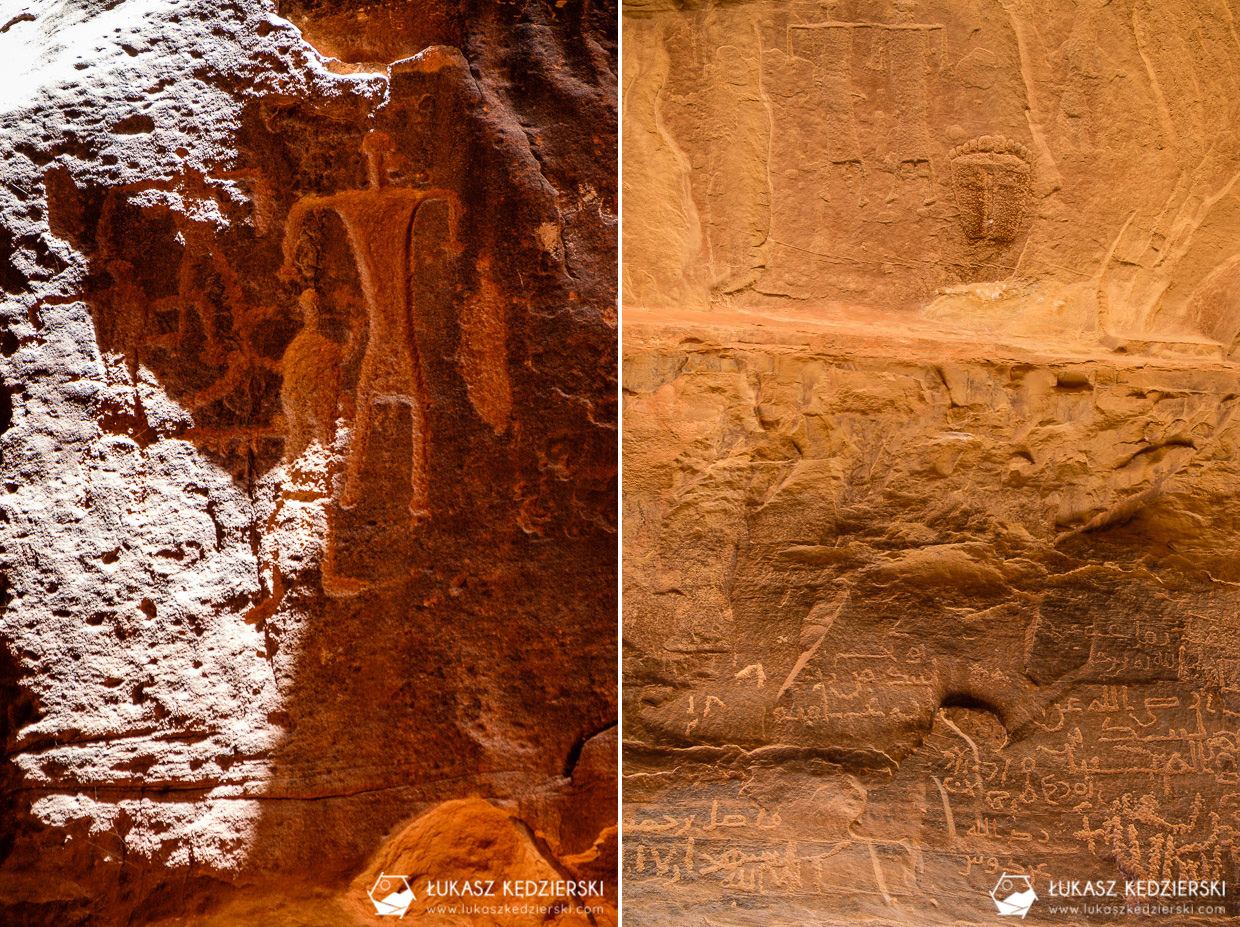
(0, 1), (617, 924)
(623, 1), (1240, 925)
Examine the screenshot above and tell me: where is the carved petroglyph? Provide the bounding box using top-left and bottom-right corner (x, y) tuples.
(624, 1), (1240, 920)
(787, 13), (947, 164)
(781, 16), (946, 172)
(459, 255), (512, 434)
(751, 12), (962, 304)
(61, 170), (294, 476)
(948, 136), (1033, 244)
(775, 590), (847, 702)
(281, 138), (461, 518)
(622, 330), (1240, 921)
(627, 680), (1240, 912)
(627, 0), (1240, 350)
(280, 290), (343, 459)
(817, 26), (861, 166)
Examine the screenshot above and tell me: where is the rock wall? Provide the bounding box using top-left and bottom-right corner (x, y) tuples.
(623, 0), (1240, 348)
(0, 1), (617, 924)
(622, 1), (1240, 924)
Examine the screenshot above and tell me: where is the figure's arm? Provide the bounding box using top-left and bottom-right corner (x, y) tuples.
(410, 191), (464, 258)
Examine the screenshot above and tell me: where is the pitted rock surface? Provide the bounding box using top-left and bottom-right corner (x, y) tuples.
(0, 1), (617, 924)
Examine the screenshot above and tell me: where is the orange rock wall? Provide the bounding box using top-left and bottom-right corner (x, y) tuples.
(623, 1), (1240, 924)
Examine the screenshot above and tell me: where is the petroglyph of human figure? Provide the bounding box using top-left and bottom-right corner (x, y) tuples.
(280, 289), (341, 458)
(949, 136), (1033, 243)
(282, 133), (460, 517)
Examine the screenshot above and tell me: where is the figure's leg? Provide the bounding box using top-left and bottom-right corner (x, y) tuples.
(407, 394), (429, 518)
(339, 384), (373, 510)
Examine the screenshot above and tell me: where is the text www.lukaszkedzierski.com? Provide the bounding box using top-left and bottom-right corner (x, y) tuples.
(1045, 903), (1227, 916)
(424, 902), (608, 916)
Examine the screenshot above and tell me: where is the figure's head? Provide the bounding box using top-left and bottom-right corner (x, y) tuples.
(296, 288), (321, 327)
(361, 131), (397, 189)
(949, 136), (1033, 244)
(893, 0), (919, 23)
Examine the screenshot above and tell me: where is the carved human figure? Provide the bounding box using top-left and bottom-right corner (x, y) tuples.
(280, 289), (342, 458)
(282, 134), (461, 517)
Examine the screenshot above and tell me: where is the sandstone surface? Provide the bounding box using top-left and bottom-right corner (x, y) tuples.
(0, 1), (617, 924)
(622, 1), (1240, 924)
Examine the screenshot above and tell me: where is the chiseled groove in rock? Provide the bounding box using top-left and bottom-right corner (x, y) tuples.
(8, 728), (216, 753)
(564, 720), (619, 778)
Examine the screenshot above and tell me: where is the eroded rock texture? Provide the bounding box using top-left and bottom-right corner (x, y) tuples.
(0, 1), (617, 924)
(623, 1), (1240, 925)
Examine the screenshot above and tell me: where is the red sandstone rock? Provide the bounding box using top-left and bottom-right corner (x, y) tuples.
(0, 1), (617, 924)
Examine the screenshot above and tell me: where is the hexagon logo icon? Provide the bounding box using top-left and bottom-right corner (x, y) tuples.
(991, 873), (1036, 917)
(368, 872), (415, 918)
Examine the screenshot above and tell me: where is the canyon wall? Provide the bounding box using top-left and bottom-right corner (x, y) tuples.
(623, 1), (1240, 924)
(0, 1), (617, 924)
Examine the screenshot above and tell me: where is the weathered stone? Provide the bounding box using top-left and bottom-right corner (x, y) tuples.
(0, 1), (617, 923)
(623, 0), (1240, 923)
